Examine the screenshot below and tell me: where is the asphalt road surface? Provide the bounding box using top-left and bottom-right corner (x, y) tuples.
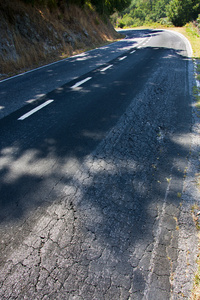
(0, 29), (198, 299)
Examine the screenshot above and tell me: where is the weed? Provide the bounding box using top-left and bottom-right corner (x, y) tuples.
(197, 64), (200, 73)
(166, 177), (171, 183)
(185, 23), (200, 38)
(194, 272), (200, 285)
(191, 235), (200, 299)
(94, 17), (100, 26)
(195, 95), (200, 110)
(191, 203), (200, 299)
(193, 82), (200, 110)
(191, 204), (199, 212)
(193, 86), (199, 95)
(169, 23), (200, 58)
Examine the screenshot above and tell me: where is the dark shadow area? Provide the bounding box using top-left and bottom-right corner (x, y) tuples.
(0, 29), (163, 120)
(0, 44), (192, 217)
(0, 41), (195, 291)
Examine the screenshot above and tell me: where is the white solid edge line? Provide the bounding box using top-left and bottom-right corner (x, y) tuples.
(18, 99), (54, 120)
(119, 56), (127, 61)
(71, 77), (92, 89)
(0, 59), (65, 84)
(0, 31), (151, 84)
(100, 65), (113, 72)
(0, 36), (124, 84)
(164, 29), (193, 58)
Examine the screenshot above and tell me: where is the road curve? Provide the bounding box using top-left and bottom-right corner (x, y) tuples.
(0, 29), (197, 299)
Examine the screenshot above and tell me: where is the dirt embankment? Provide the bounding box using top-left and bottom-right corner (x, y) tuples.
(0, 1), (121, 78)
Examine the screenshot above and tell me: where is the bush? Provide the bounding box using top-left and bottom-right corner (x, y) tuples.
(167, 0), (200, 26)
(121, 14), (134, 26)
(197, 14), (200, 29)
(159, 17), (172, 26)
(118, 19), (125, 28)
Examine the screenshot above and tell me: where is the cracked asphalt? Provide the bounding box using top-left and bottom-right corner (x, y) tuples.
(0, 30), (200, 299)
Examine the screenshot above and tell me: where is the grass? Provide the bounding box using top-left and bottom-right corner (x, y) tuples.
(171, 23), (200, 59)
(193, 57), (200, 111)
(0, 0), (122, 78)
(186, 26), (200, 296)
(192, 249), (200, 300)
(197, 64), (200, 73)
(191, 204), (200, 300)
(194, 91), (200, 111)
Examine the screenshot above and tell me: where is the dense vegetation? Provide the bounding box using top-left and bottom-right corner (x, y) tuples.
(22, 0), (131, 15)
(167, 0), (200, 26)
(112, 0), (200, 27)
(21, 0), (200, 27)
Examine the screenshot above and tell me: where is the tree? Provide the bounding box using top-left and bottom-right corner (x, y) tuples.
(90, 0), (131, 15)
(167, 0), (200, 26)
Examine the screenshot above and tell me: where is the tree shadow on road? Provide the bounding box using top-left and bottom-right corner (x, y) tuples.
(0, 43), (197, 298)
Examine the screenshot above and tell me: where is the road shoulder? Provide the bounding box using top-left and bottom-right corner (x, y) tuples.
(171, 59), (200, 299)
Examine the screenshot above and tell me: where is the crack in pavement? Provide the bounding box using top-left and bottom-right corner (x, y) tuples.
(0, 53), (199, 299)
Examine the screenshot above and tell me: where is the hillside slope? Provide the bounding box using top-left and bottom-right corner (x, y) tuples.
(0, 0), (121, 78)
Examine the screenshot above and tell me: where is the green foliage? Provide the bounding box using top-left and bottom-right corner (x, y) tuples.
(21, 0), (131, 15)
(21, 0), (200, 24)
(167, 0), (200, 26)
(185, 23), (200, 38)
(90, 0), (131, 15)
(113, 0), (172, 27)
(197, 14), (200, 30)
(113, 0), (200, 28)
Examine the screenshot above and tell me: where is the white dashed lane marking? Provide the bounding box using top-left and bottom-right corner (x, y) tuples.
(119, 56), (127, 61)
(18, 100), (54, 121)
(71, 77), (92, 89)
(100, 65), (113, 72)
(17, 47), (138, 121)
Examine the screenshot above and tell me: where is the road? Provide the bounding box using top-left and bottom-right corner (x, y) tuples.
(0, 29), (198, 299)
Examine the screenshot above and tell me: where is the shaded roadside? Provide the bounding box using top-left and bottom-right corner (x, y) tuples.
(0, 43), (196, 299)
(189, 58), (200, 299)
